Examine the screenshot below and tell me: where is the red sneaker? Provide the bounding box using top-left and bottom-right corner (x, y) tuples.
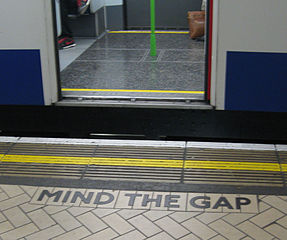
(77, 0), (91, 15)
(58, 37), (76, 50)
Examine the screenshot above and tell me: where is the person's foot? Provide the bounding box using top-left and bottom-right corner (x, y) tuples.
(58, 37), (76, 50)
(77, 0), (91, 15)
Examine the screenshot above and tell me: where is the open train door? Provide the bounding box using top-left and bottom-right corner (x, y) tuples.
(56, 0), (213, 109)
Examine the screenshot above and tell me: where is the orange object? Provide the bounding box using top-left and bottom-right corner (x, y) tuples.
(187, 11), (205, 39)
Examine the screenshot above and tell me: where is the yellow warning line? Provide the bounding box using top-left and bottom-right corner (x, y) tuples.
(109, 30), (189, 34)
(185, 161), (281, 172)
(62, 88), (204, 94)
(2, 155), (182, 168)
(281, 164), (287, 172)
(1, 154), (286, 172)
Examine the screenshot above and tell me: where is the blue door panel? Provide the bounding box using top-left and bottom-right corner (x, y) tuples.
(0, 50), (44, 105)
(225, 51), (287, 112)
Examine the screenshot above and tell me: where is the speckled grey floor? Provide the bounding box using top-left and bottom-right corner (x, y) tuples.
(88, 33), (204, 50)
(59, 38), (96, 71)
(61, 33), (205, 93)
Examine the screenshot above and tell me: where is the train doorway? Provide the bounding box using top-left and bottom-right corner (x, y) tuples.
(57, 0), (210, 108)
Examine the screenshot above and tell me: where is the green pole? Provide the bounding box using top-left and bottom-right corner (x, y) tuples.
(150, 0), (157, 56)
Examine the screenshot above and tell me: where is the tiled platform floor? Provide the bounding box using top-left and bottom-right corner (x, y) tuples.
(60, 33), (205, 92)
(1, 184), (287, 240)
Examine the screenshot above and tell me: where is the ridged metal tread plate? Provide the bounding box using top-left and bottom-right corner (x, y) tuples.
(0, 143), (285, 187)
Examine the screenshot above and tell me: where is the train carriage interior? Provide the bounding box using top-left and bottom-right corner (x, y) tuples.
(56, 0), (208, 106)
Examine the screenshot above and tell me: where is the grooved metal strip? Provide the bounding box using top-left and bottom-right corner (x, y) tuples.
(0, 142), (13, 154)
(186, 148), (278, 163)
(278, 151), (287, 163)
(185, 146), (282, 186)
(278, 152), (287, 173)
(0, 162), (84, 179)
(84, 166), (181, 183)
(94, 146), (184, 159)
(1, 141), (286, 187)
(184, 169), (283, 186)
(6, 144), (185, 159)
(184, 161), (280, 171)
(7, 143), (96, 157)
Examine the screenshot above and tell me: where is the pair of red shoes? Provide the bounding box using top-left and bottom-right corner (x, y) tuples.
(58, 0), (90, 49)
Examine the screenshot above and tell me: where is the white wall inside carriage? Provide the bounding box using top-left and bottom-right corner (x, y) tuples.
(91, 0), (123, 13)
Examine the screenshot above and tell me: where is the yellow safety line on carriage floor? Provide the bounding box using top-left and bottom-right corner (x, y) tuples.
(1, 154), (286, 172)
(62, 88), (204, 94)
(109, 30), (189, 34)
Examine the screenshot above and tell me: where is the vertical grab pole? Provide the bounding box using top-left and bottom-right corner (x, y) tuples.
(150, 0), (157, 56)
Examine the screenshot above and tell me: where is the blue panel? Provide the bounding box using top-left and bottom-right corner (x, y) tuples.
(225, 51), (287, 112)
(0, 50), (44, 105)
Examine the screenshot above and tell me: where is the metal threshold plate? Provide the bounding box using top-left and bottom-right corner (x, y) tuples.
(59, 89), (210, 109)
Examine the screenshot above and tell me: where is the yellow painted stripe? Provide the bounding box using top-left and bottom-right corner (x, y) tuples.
(281, 164), (287, 172)
(109, 30), (189, 34)
(89, 157), (183, 168)
(62, 88), (204, 94)
(2, 155), (183, 168)
(2, 155), (91, 165)
(185, 161), (280, 172)
(1, 154), (284, 172)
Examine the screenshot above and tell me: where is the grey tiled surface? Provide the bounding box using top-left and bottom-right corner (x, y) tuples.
(60, 33), (205, 92)
(77, 49), (147, 61)
(59, 38), (96, 71)
(90, 33), (204, 50)
(161, 49), (205, 62)
(0, 184), (287, 239)
(76, 49), (205, 63)
(61, 61), (204, 91)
